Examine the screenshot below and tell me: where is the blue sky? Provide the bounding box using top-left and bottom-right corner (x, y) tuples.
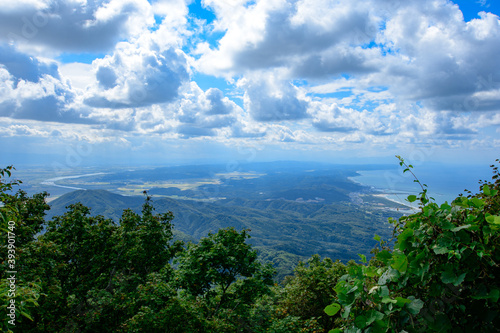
(0, 0), (499, 168)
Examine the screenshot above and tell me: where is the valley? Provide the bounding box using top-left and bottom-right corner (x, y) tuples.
(32, 161), (407, 279)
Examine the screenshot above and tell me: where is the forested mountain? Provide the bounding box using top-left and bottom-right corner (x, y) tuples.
(47, 188), (398, 278)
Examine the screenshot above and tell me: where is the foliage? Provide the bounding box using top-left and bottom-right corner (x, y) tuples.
(278, 255), (347, 331)
(174, 227), (276, 331)
(0, 166), (44, 332)
(325, 157), (500, 332)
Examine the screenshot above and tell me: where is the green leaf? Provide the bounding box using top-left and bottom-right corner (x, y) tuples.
(378, 268), (399, 285)
(20, 311), (34, 321)
(376, 250), (392, 264)
(407, 195), (417, 203)
(491, 289), (500, 302)
(382, 297), (397, 304)
(354, 315), (368, 329)
(379, 285), (390, 297)
(406, 298), (424, 315)
(483, 184), (491, 196)
(363, 265), (378, 278)
(325, 303), (341, 316)
(451, 224), (471, 232)
(471, 198), (485, 208)
(395, 297), (412, 307)
(432, 245), (449, 255)
(374, 234), (381, 242)
(328, 329), (342, 333)
(358, 254), (367, 263)
(391, 252), (408, 273)
(441, 268), (466, 286)
(397, 228), (414, 251)
(430, 313), (452, 332)
(486, 215), (500, 225)
(366, 310), (384, 326)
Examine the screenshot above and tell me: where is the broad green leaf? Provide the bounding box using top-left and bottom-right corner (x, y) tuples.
(325, 303), (341, 316)
(363, 265), (378, 278)
(486, 215), (500, 225)
(471, 197), (485, 208)
(328, 329), (342, 333)
(376, 250), (392, 264)
(391, 253), (408, 273)
(440, 202), (451, 211)
(382, 297), (397, 304)
(471, 288), (500, 302)
(441, 268), (466, 286)
(429, 313), (452, 332)
(354, 315), (368, 329)
(374, 234), (381, 242)
(379, 285), (390, 297)
(395, 297), (412, 307)
(366, 310), (384, 326)
(432, 245), (449, 255)
(342, 305), (352, 319)
(407, 195), (417, 202)
(491, 289), (500, 302)
(483, 184), (491, 196)
(406, 298), (424, 315)
(397, 228), (414, 251)
(378, 268), (399, 285)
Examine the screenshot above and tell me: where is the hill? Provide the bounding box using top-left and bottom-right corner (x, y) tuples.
(47, 189), (400, 279)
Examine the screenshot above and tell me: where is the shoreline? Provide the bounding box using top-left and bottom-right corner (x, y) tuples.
(349, 172), (418, 214)
(371, 193), (418, 213)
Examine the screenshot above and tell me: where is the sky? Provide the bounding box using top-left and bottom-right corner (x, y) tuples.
(0, 0), (499, 169)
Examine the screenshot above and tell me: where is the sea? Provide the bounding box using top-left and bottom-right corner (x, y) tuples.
(350, 163), (495, 207)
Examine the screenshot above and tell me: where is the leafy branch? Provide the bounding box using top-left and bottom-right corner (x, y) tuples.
(395, 155), (433, 206)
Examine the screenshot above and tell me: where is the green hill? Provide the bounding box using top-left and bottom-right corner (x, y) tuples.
(47, 189), (399, 279)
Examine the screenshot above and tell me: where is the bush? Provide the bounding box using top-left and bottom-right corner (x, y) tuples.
(326, 158), (500, 333)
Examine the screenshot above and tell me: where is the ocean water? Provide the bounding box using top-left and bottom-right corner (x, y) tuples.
(351, 163), (495, 206)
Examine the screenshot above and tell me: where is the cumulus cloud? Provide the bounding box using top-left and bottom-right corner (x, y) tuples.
(378, 5), (500, 112)
(309, 100), (400, 137)
(175, 83), (240, 137)
(197, 0), (500, 118)
(240, 73), (309, 122)
(0, 0), (153, 53)
(197, 0), (380, 75)
(1, 0), (500, 157)
(0, 45), (97, 125)
(84, 43), (190, 108)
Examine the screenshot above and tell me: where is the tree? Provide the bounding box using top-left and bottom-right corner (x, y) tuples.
(0, 166), (44, 332)
(16, 193), (180, 332)
(174, 227), (276, 331)
(278, 255), (347, 331)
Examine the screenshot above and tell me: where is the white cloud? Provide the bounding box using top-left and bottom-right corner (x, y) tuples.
(176, 83), (239, 137)
(0, 0), (154, 53)
(58, 62), (93, 90)
(1, 0), (500, 162)
(83, 42), (190, 108)
(240, 72), (309, 122)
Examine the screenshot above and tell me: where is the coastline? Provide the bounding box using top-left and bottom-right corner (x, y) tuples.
(371, 193), (418, 214)
(349, 171), (419, 214)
